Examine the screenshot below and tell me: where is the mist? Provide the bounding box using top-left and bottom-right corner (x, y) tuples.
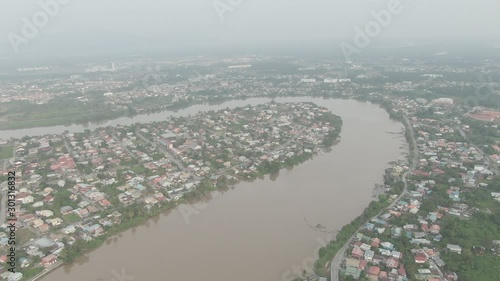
(1, 0), (499, 60)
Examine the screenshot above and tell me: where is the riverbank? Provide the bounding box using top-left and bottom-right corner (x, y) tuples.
(314, 110), (417, 279)
(0, 98), (404, 281)
(40, 99), (404, 281)
(16, 102), (342, 281)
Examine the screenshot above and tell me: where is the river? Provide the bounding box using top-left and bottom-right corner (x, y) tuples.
(5, 98), (406, 281)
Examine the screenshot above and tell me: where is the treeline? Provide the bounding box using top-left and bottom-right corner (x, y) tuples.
(59, 178), (231, 263)
(314, 200), (389, 276)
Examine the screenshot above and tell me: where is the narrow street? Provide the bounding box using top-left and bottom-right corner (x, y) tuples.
(1, 142), (17, 226)
(111, 131), (139, 160)
(135, 130), (201, 181)
(0, 190), (6, 225)
(62, 135), (75, 157)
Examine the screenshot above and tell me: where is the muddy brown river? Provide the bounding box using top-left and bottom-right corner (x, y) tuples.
(11, 98), (405, 281)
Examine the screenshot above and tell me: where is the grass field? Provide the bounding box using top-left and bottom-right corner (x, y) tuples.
(17, 227), (36, 245)
(63, 213), (81, 224)
(0, 145), (13, 159)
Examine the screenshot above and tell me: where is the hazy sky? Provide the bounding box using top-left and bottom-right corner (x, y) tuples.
(1, 0), (499, 58)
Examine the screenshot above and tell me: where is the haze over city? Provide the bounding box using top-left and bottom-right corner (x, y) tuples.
(1, 0), (500, 60)
(0, 1), (499, 281)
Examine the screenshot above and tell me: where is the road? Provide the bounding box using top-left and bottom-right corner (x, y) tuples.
(135, 130), (201, 181)
(0, 190), (6, 225)
(62, 135), (75, 158)
(1, 142), (17, 226)
(28, 261), (63, 281)
(111, 131), (139, 160)
(330, 115), (417, 281)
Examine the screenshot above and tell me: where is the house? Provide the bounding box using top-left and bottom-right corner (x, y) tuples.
(380, 242), (394, 250)
(391, 227), (402, 238)
(447, 244), (462, 254)
(35, 210), (54, 217)
(430, 224), (441, 234)
(46, 218), (63, 226)
(8, 272), (23, 281)
(360, 243), (371, 251)
(432, 256), (446, 267)
(351, 248), (364, 259)
(99, 199), (112, 207)
(60, 206), (74, 215)
(364, 250), (375, 261)
(19, 257), (30, 268)
(346, 258), (360, 268)
(61, 225), (76, 234)
(445, 271), (458, 281)
(38, 224), (50, 233)
(34, 237), (56, 248)
(343, 266), (362, 280)
(40, 254), (58, 267)
(415, 253), (428, 264)
(368, 266), (381, 276)
(371, 238), (381, 248)
(391, 251), (402, 260)
(386, 257), (399, 268)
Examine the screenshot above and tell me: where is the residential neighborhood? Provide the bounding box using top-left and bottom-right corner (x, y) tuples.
(0, 102), (341, 280)
(0, 56), (499, 281)
(332, 95), (500, 281)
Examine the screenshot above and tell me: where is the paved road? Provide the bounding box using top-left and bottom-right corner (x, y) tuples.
(62, 135), (75, 157)
(1, 142), (17, 226)
(0, 190), (7, 225)
(135, 130), (201, 181)
(28, 261), (63, 281)
(111, 131), (139, 160)
(330, 115), (417, 281)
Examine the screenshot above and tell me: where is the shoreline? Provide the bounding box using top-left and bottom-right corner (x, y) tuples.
(30, 102), (343, 281)
(34, 150), (337, 281)
(13, 97), (402, 281)
(317, 112), (417, 280)
(1, 96), (376, 139)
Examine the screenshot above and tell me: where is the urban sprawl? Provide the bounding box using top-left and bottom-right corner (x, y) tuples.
(0, 56), (499, 281)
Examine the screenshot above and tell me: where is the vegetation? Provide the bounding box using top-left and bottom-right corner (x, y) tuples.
(313, 101), (414, 277)
(0, 145), (13, 159)
(314, 200), (389, 276)
(63, 213), (81, 224)
(0, 90), (127, 130)
(59, 198), (176, 263)
(19, 267), (44, 280)
(17, 227), (37, 245)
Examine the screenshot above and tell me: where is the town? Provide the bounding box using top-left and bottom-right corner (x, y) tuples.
(0, 56), (499, 281)
(0, 102), (342, 280)
(314, 94), (500, 281)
